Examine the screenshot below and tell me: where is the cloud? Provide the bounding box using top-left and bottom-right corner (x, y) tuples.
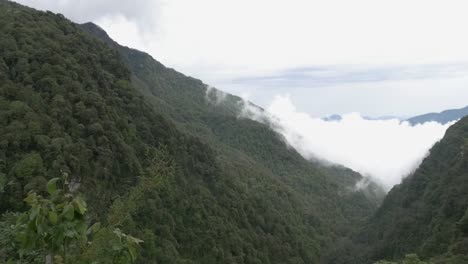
(19, 0), (468, 76)
(205, 85), (228, 105)
(244, 95), (452, 190)
(15, 0), (468, 118)
(14, 0), (160, 29)
(230, 63), (468, 89)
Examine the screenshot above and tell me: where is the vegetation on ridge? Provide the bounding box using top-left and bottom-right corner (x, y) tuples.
(0, 1), (381, 263)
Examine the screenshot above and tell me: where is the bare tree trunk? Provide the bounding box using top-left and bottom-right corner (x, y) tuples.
(46, 254), (54, 264)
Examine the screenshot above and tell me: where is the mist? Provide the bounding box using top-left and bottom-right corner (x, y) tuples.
(205, 85), (227, 105)
(244, 95), (453, 190)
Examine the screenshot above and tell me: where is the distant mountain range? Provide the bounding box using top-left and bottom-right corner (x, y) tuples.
(322, 105), (468, 125)
(322, 114), (343, 121)
(407, 105), (468, 125)
(322, 114), (402, 122)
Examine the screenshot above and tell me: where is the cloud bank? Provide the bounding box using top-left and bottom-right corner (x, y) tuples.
(205, 85), (227, 105)
(15, 0), (159, 29)
(246, 96), (452, 190)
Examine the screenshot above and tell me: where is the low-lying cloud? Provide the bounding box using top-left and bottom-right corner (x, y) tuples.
(205, 85), (227, 105)
(245, 95), (453, 190)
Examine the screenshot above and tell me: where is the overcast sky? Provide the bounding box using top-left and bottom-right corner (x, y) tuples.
(16, 0), (468, 117)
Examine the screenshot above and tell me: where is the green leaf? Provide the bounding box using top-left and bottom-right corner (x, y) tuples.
(64, 229), (77, 238)
(23, 192), (37, 205)
(63, 204), (74, 220)
(48, 211), (58, 224)
(87, 222), (101, 235)
(36, 215), (45, 234)
(129, 244), (138, 262)
(73, 196), (87, 215)
(16, 231), (28, 246)
(47, 177), (61, 195)
(29, 205), (40, 220)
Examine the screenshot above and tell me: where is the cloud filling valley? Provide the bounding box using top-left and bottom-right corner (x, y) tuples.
(245, 95), (453, 190)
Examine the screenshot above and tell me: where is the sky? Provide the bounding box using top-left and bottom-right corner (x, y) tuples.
(14, 0), (468, 189)
(15, 0), (468, 117)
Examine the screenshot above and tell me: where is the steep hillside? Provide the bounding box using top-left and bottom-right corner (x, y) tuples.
(338, 117), (468, 264)
(79, 22), (384, 196)
(80, 20), (385, 245)
(408, 106), (468, 125)
(0, 1), (382, 263)
(0, 2), (237, 262)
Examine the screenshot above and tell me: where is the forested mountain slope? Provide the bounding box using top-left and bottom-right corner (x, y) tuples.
(80, 20), (386, 251)
(80, 21), (383, 201)
(1, 1), (381, 263)
(337, 116), (468, 264)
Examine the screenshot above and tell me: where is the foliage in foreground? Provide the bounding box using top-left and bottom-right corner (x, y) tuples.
(0, 176), (142, 264)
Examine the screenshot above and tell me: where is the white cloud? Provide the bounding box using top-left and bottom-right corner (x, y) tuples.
(252, 95), (452, 190)
(205, 85), (228, 105)
(146, 0), (468, 70)
(14, 0), (160, 29)
(20, 0), (468, 76)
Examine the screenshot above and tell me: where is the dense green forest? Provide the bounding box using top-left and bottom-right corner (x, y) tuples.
(332, 117), (468, 264)
(80, 21), (385, 233)
(2, 1), (467, 263)
(0, 1), (383, 263)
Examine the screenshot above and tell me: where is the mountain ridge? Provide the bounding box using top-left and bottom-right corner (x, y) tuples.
(0, 2), (382, 263)
(407, 105), (468, 125)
